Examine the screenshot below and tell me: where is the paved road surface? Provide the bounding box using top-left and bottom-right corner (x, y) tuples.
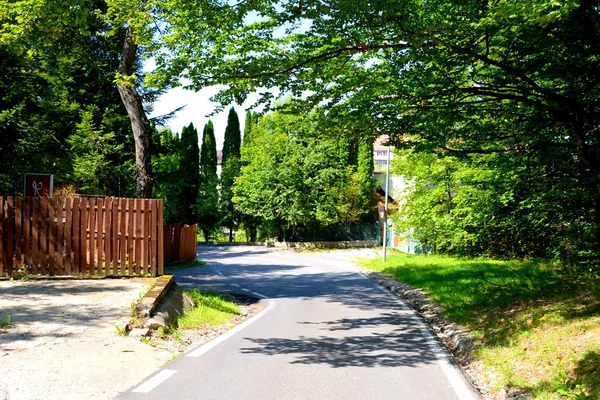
(117, 246), (478, 400)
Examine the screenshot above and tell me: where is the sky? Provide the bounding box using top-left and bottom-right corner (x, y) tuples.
(149, 85), (260, 150)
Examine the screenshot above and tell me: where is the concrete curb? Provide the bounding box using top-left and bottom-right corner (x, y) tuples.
(135, 275), (174, 318)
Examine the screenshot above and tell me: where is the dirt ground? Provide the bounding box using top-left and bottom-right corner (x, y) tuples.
(0, 279), (173, 400)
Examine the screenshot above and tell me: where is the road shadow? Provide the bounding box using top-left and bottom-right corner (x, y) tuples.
(174, 261), (400, 311)
(241, 313), (435, 368)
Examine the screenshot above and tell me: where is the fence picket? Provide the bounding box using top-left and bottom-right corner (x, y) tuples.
(14, 197), (22, 268)
(126, 199), (134, 272)
(111, 198), (118, 275)
(105, 198), (113, 274)
(39, 197), (48, 274)
(89, 199), (98, 275)
(157, 201), (164, 275)
(80, 198), (89, 274)
(56, 198), (64, 271)
(71, 198), (80, 275)
(48, 198), (56, 274)
(119, 198), (126, 275)
(0, 197), (4, 275)
(64, 199), (72, 274)
(150, 200), (157, 276)
(23, 198), (30, 268)
(140, 200), (146, 275)
(31, 197), (39, 274)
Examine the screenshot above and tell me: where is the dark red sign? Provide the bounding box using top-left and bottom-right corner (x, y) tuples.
(24, 174), (53, 197)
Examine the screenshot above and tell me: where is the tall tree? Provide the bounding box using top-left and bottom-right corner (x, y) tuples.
(0, 0), (136, 196)
(179, 123), (200, 225)
(243, 110), (253, 147)
(234, 109), (372, 238)
(198, 121), (219, 241)
(151, 0), (600, 265)
(220, 107), (242, 242)
(240, 110), (260, 241)
(153, 128), (184, 224)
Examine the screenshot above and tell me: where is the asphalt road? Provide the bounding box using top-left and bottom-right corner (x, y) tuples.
(117, 246), (478, 400)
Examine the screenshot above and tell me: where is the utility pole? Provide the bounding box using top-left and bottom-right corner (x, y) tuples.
(382, 143), (391, 262)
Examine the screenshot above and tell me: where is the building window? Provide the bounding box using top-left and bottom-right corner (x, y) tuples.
(375, 160), (387, 170)
(375, 151), (387, 157)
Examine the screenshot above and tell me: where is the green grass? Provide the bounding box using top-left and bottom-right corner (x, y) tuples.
(0, 315), (12, 329)
(177, 290), (240, 329)
(165, 260), (206, 270)
(359, 253), (600, 399)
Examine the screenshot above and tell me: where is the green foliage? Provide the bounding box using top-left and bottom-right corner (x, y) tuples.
(179, 122), (200, 225)
(240, 110), (260, 241)
(233, 109), (373, 238)
(152, 128), (185, 224)
(141, 0), (600, 265)
(393, 148), (600, 264)
(0, 1), (136, 196)
(220, 108), (242, 241)
(68, 106), (131, 195)
(198, 121), (219, 241)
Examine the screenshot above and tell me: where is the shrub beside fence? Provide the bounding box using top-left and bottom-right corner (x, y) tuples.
(0, 196), (164, 277)
(164, 224), (197, 264)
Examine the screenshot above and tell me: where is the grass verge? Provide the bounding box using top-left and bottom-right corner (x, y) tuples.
(359, 253), (600, 399)
(177, 289), (240, 329)
(152, 290), (241, 344)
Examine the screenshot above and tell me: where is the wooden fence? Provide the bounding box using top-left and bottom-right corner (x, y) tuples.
(0, 196), (164, 277)
(164, 224), (197, 264)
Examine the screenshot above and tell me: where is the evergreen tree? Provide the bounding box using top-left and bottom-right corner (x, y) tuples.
(240, 110), (260, 241)
(220, 107), (242, 242)
(153, 128), (184, 224)
(243, 110), (253, 147)
(179, 123), (199, 225)
(198, 121), (219, 241)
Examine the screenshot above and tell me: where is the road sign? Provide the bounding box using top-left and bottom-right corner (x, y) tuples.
(24, 174), (53, 197)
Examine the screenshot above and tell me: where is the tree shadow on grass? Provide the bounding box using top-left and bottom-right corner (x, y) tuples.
(378, 258), (600, 347)
(511, 350), (600, 399)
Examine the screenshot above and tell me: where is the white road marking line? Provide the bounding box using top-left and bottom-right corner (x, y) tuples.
(132, 369), (177, 393)
(241, 288), (250, 292)
(354, 269), (477, 400)
(232, 283), (241, 287)
(187, 296), (274, 358)
(249, 291), (268, 299)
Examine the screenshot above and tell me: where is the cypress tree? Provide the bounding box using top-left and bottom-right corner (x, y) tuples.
(179, 122), (200, 225)
(220, 107), (242, 242)
(243, 110), (253, 147)
(198, 120), (219, 241)
(240, 110), (259, 241)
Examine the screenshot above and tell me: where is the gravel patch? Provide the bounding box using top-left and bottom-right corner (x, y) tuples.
(0, 279), (173, 400)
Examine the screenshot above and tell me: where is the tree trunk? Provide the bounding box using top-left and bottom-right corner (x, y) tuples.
(117, 27), (153, 198)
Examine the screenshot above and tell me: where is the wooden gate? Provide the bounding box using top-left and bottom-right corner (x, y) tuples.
(0, 196), (164, 277)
